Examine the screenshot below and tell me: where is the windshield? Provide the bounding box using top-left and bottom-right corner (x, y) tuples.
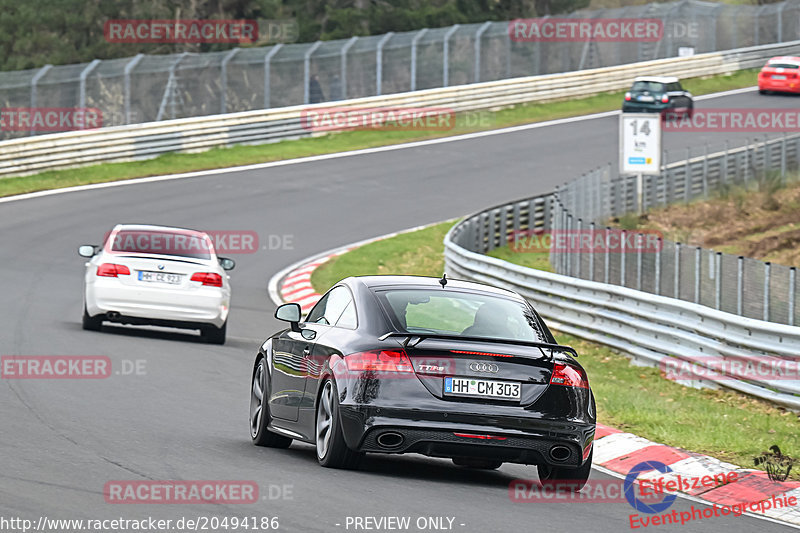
(631, 81), (666, 93)
(108, 230), (212, 260)
(375, 288), (546, 342)
(766, 62), (799, 69)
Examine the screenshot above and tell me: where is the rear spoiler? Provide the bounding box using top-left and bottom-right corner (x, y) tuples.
(377, 332), (578, 359)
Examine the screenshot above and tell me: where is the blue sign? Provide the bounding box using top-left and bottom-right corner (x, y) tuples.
(628, 157), (646, 165)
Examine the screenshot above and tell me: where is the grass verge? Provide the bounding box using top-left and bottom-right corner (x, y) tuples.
(308, 219), (800, 473)
(0, 69), (759, 199)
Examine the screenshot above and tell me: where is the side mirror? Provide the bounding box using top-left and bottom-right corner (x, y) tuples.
(275, 303), (302, 332)
(78, 245), (97, 258)
(218, 257), (236, 271)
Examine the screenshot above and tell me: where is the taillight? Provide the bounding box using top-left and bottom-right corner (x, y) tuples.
(454, 433), (507, 440)
(661, 94), (669, 103)
(97, 263), (130, 277)
(624, 92), (632, 101)
(550, 363), (589, 388)
(345, 350), (413, 373)
(190, 272), (223, 287)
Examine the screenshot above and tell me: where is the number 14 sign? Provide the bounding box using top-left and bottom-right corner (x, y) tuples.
(619, 113), (662, 175)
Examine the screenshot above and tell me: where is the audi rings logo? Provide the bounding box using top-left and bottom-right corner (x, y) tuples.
(469, 362), (499, 373)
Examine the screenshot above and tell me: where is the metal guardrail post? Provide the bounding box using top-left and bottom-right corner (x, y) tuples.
(78, 59), (101, 111)
(764, 262), (771, 322)
(220, 48), (239, 114)
(30, 64), (52, 136)
(124, 54), (144, 124)
(694, 246), (701, 304)
(702, 143), (709, 199)
(781, 132), (787, 183)
(566, 214), (572, 277)
(474, 21), (492, 83)
(722, 140), (728, 185)
(263, 44), (283, 109)
(684, 147), (691, 203)
(790, 267), (796, 326)
(620, 229), (626, 286)
(674, 242), (681, 299)
(303, 41), (323, 104)
(443, 25), (460, 87)
(744, 137), (750, 186)
(376, 32), (394, 96)
(410, 29), (428, 92)
(340, 37), (358, 100)
(576, 218), (582, 279)
(715, 252), (722, 310)
(637, 233), (643, 291)
(737, 256), (744, 316)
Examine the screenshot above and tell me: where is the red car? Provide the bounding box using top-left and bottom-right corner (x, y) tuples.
(758, 56), (800, 94)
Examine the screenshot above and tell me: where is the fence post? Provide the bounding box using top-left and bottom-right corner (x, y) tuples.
(694, 246), (701, 304)
(655, 238), (662, 295)
(78, 59), (101, 112)
(737, 256), (744, 316)
(303, 41), (323, 104)
(636, 233), (643, 291)
(124, 54), (144, 124)
(375, 33), (393, 96)
(684, 147), (691, 203)
(220, 48), (239, 114)
(778, 1), (786, 42)
(744, 137), (750, 187)
(764, 262), (771, 322)
(722, 139), (729, 185)
(674, 242), (681, 299)
(589, 222), (596, 282)
(790, 267), (796, 326)
(715, 252), (722, 310)
(474, 21), (492, 83)
(620, 229), (626, 286)
(263, 44), (283, 109)
(443, 25), (460, 87)
(604, 226), (611, 284)
(781, 132), (787, 184)
(340, 36), (358, 99)
(30, 64), (53, 136)
(576, 218), (582, 279)
(702, 143), (708, 199)
(410, 29), (428, 92)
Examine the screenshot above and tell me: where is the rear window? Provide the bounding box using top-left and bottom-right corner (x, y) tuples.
(374, 288), (545, 342)
(631, 81), (666, 93)
(109, 230), (212, 259)
(766, 62), (799, 69)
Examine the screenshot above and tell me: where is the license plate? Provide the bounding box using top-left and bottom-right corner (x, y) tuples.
(444, 377), (521, 400)
(637, 95), (654, 102)
(773, 75), (787, 80)
(138, 271), (183, 284)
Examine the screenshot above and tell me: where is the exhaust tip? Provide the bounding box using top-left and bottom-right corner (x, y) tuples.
(106, 311), (121, 320)
(376, 431), (404, 449)
(549, 445), (571, 462)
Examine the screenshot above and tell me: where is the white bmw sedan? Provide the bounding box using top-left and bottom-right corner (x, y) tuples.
(78, 224), (234, 344)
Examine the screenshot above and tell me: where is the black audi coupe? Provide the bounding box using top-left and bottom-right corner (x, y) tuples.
(249, 275), (595, 486)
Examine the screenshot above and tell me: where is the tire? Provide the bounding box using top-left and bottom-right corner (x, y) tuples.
(537, 448), (592, 491)
(202, 321), (226, 344)
(452, 457), (503, 470)
(685, 105), (693, 119)
(82, 307), (102, 331)
(315, 379), (363, 469)
(250, 357), (292, 448)
(759, 89), (768, 95)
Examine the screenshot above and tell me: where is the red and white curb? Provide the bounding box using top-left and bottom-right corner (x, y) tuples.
(594, 424), (800, 526)
(268, 227), (800, 529)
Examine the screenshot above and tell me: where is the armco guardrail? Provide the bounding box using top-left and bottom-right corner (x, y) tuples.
(444, 194), (800, 410)
(2, 39), (799, 178)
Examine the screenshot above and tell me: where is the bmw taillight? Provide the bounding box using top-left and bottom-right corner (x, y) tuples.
(550, 363), (589, 389)
(190, 272), (223, 287)
(345, 350), (414, 373)
(97, 263), (130, 277)
(624, 92), (632, 101)
(661, 94), (669, 103)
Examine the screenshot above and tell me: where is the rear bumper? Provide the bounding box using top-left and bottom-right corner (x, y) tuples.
(759, 80), (800, 93)
(338, 406), (595, 467)
(86, 279), (229, 328)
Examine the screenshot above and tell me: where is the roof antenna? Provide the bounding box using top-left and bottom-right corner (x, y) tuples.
(439, 273), (447, 288)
